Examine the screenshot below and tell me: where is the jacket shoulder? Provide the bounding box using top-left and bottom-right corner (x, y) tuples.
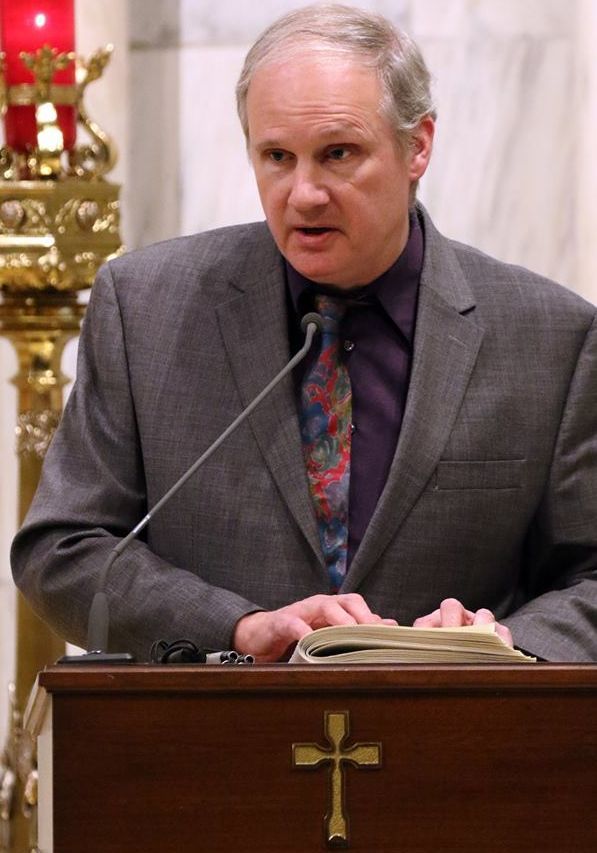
(419, 206), (596, 325)
(105, 221), (275, 284)
(454, 238), (595, 321)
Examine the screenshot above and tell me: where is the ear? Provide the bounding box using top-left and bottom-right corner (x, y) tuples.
(408, 116), (435, 181)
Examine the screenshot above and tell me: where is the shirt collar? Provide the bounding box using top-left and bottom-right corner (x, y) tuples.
(285, 209), (423, 345)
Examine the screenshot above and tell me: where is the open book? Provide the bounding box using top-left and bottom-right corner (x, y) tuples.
(289, 623), (536, 664)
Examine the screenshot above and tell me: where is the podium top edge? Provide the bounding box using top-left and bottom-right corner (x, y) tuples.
(38, 662), (597, 695)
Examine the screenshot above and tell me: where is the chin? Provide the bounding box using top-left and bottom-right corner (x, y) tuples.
(300, 270), (361, 289)
(289, 258), (344, 286)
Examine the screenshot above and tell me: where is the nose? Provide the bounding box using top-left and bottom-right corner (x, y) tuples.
(288, 164), (330, 212)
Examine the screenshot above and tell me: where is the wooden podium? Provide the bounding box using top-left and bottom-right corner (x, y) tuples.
(28, 664), (597, 852)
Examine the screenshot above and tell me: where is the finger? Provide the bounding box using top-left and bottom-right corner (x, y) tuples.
(337, 594), (398, 625)
(296, 594), (367, 627)
(472, 608), (496, 625)
(274, 613), (314, 644)
(440, 598), (474, 627)
(317, 598), (360, 628)
(326, 594), (397, 627)
(265, 613), (314, 662)
(335, 593), (386, 624)
(471, 609), (513, 648)
(413, 609), (441, 627)
(293, 594), (335, 622)
(495, 623), (514, 647)
(235, 610), (313, 662)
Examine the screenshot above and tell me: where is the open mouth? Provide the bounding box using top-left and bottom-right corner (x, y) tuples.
(298, 227), (333, 235)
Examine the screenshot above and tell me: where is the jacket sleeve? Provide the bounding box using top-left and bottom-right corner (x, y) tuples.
(10, 263), (262, 661)
(504, 312), (597, 661)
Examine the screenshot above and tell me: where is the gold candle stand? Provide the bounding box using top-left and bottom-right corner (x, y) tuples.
(0, 44), (123, 852)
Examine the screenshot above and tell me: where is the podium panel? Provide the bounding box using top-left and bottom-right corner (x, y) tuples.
(32, 664), (597, 852)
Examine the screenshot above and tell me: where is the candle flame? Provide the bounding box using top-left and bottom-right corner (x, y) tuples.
(34, 13), (47, 28)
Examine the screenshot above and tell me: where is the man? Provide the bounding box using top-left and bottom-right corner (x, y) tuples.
(11, 5), (597, 661)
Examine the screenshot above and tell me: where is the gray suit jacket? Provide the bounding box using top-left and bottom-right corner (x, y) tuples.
(11, 208), (597, 660)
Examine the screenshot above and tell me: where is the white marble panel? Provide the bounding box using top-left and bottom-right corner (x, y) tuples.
(76, 0), (131, 245)
(471, 0), (573, 39)
(151, 0), (575, 46)
(410, 0), (573, 40)
(178, 0), (410, 46)
(75, 0), (131, 250)
(128, 47), (183, 248)
(419, 34), (575, 287)
(179, 45), (262, 235)
(129, 0), (181, 48)
(576, 0), (597, 303)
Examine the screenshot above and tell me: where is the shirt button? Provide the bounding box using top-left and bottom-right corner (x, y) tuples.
(343, 339), (355, 352)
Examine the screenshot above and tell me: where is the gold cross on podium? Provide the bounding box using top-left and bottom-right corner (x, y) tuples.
(292, 710), (382, 848)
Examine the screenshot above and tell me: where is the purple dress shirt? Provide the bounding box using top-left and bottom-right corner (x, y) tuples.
(287, 211), (424, 570)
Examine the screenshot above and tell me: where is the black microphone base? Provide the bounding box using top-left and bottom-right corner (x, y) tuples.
(58, 651), (136, 665)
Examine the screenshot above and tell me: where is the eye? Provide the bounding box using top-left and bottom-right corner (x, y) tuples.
(327, 146), (350, 161)
(268, 149), (288, 162)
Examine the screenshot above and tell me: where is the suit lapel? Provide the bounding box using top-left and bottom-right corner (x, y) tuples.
(344, 213), (485, 590)
(215, 243), (323, 567)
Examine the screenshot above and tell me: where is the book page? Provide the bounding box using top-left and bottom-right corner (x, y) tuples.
(290, 623), (536, 664)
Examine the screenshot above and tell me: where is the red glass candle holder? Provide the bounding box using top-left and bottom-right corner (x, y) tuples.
(0, 0), (76, 152)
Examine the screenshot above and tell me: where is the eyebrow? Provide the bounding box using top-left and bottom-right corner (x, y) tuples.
(253, 123), (368, 151)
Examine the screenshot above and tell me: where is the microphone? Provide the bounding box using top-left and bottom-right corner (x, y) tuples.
(59, 312), (323, 664)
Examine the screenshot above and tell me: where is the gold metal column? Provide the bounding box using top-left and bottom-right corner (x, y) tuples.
(0, 292), (82, 853)
(3, 290), (85, 687)
(0, 44), (123, 852)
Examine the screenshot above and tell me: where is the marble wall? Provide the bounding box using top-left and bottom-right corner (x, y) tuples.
(1, 0), (596, 742)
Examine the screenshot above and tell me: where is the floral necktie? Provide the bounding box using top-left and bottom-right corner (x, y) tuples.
(299, 295), (352, 591)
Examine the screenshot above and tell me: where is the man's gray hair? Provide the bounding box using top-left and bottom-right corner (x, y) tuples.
(236, 3), (436, 150)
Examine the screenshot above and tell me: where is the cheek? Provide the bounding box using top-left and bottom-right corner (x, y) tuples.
(339, 187), (384, 230)
(256, 177), (284, 212)
(373, 174), (409, 218)
(257, 187), (289, 240)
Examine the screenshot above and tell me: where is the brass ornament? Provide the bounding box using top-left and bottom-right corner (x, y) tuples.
(74, 199), (100, 230)
(5, 82), (77, 107)
(15, 410), (61, 459)
(0, 201), (26, 230)
(0, 51), (5, 117)
(0, 179), (122, 291)
(0, 198), (49, 235)
(0, 685), (20, 852)
(0, 44), (118, 181)
(69, 46), (117, 179)
(0, 42), (122, 292)
(293, 711), (382, 848)
(19, 46), (75, 105)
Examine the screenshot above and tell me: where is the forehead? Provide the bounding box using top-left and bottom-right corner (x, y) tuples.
(246, 51), (385, 139)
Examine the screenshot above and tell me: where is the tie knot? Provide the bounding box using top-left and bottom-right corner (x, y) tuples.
(315, 294), (347, 334)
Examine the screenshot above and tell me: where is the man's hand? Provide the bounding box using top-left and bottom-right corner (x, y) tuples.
(413, 597), (513, 646)
(233, 593), (397, 662)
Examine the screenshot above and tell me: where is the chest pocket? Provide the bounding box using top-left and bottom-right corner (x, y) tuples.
(434, 459), (525, 491)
